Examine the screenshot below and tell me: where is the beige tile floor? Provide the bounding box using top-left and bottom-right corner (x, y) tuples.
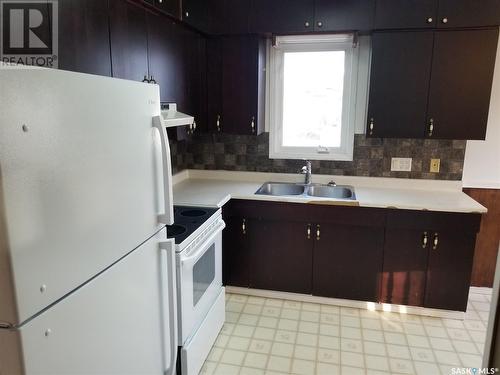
(200, 288), (492, 375)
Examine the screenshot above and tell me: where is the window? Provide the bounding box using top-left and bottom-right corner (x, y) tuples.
(269, 34), (362, 161)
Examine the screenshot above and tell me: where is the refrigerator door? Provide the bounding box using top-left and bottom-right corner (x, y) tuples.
(0, 67), (172, 325)
(0, 229), (177, 375)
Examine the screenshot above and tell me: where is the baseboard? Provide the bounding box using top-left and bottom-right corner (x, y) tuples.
(226, 286), (466, 320)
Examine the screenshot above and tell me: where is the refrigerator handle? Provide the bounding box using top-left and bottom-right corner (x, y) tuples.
(153, 116), (174, 225)
(160, 240), (178, 375)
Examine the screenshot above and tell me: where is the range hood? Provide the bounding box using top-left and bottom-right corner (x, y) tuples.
(159, 103), (194, 128)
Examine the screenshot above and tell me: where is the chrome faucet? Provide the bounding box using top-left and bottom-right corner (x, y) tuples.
(301, 160), (312, 185)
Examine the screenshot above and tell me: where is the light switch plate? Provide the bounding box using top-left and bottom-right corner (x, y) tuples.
(430, 158), (440, 173)
(391, 157), (412, 172)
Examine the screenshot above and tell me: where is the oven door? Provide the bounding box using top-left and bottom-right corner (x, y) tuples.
(177, 218), (225, 344)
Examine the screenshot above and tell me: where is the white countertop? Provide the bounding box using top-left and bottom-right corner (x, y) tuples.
(172, 170), (487, 214)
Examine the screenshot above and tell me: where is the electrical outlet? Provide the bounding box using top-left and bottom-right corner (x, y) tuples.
(430, 158), (440, 173)
(391, 158), (412, 172)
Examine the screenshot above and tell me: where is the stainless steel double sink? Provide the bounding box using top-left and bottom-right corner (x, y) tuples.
(255, 182), (356, 200)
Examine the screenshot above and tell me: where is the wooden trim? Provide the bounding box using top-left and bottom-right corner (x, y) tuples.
(464, 188), (500, 287)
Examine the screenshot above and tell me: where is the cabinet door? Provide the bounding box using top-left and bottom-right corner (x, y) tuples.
(380, 229), (429, 307)
(437, 0), (500, 28)
(153, 0), (181, 18)
(209, 0), (250, 35)
(183, 0), (208, 31)
(313, 224), (384, 302)
(109, 0), (149, 82)
(206, 37), (223, 133)
(314, 0), (375, 31)
(249, 0), (314, 34)
(222, 216), (251, 287)
(250, 220), (313, 294)
(147, 13), (183, 102)
(374, 0), (437, 29)
(221, 36), (263, 135)
(184, 35), (207, 132)
(427, 29), (499, 140)
(58, 0), (111, 76)
(367, 32), (434, 138)
(424, 231), (476, 311)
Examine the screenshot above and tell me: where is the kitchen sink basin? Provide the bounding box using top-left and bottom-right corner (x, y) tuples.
(255, 182), (356, 200)
(255, 182), (305, 196)
(305, 185), (355, 199)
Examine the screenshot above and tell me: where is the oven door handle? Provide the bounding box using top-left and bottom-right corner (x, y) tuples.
(160, 240), (178, 375)
(181, 221), (226, 267)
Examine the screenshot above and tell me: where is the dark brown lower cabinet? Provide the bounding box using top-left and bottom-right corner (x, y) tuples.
(381, 210), (481, 311)
(250, 220), (312, 294)
(424, 231), (477, 311)
(313, 223), (384, 302)
(223, 200), (482, 311)
(380, 229), (429, 307)
(222, 215), (251, 287)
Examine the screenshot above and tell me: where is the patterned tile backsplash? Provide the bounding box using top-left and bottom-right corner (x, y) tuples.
(169, 133), (467, 180)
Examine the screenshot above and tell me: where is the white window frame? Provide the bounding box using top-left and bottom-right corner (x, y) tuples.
(268, 34), (360, 161)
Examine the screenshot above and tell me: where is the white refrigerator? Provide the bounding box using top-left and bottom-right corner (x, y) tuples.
(0, 66), (177, 375)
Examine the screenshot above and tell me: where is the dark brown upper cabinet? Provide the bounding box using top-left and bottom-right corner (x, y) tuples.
(314, 0), (375, 32)
(426, 28), (499, 140)
(437, 0), (500, 28)
(209, 0), (250, 35)
(374, 0), (437, 29)
(57, 0), (111, 76)
(147, 13), (181, 102)
(367, 31), (434, 138)
(249, 0), (315, 34)
(368, 28), (499, 140)
(207, 36), (266, 135)
(109, 0), (150, 82)
(374, 0), (500, 29)
(182, 0), (209, 32)
(147, 0), (181, 18)
(221, 36), (266, 135)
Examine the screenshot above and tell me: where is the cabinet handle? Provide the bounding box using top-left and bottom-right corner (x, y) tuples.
(317, 21), (323, 28)
(432, 233), (439, 250)
(304, 21), (310, 28)
(216, 114), (221, 132)
(441, 17), (448, 24)
(192, 120), (197, 132)
(251, 116), (255, 133)
(426, 17), (433, 23)
(369, 118), (374, 135)
(316, 225), (320, 241)
(428, 118), (434, 137)
(422, 232), (428, 248)
(242, 219), (246, 235)
(307, 224), (311, 240)
(185, 11), (189, 18)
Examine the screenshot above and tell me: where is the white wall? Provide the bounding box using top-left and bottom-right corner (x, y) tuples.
(463, 36), (500, 189)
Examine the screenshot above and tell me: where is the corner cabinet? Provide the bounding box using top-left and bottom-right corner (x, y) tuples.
(223, 199), (482, 312)
(367, 28), (499, 140)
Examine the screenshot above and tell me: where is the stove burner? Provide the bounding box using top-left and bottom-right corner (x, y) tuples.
(167, 224), (187, 237)
(180, 209), (207, 217)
